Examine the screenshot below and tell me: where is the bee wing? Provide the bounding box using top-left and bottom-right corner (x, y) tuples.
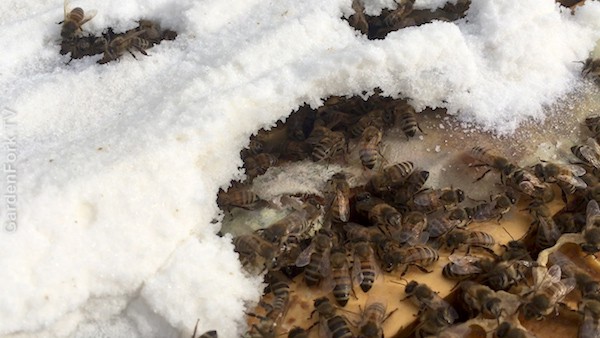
(556, 174), (587, 189)
(448, 255), (483, 275)
(81, 10), (97, 25)
(335, 190), (350, 222)
(416, 231), (430, 245)
(424, 294), (458, 323)
(533, 265), (562, 291)
(295, 241), (315, 267)
(63, 0), (70, 16)
(586, 137), (600, 156)
(557, 277), (577, 300)
(563, 164), (587, 177)
(587, 200), (600, 230)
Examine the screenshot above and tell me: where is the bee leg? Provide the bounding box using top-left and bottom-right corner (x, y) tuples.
(135, 47), (148, 56)
(192, 318), (199, 338)
(414, 264), (433, 274)
(400, 264), (411, 276)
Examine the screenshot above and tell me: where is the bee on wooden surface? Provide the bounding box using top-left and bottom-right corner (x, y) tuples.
(426, 208), (469, 238)
(507, 168), (553, 202)
(313, 297), (354, 338)
(554, 211), (586, 235)
(533, 161), (587, 201)
(397, 103), (423, 140)
(460, 281), (520, 320)
(582, 199), (600, 255)
(534, 215), (562, 251)
(403, 280), (458, 325)
(442, 254), (484, 281)
(366, 161), (414, 196)
(191, 320), (217, 338)
(495, 322), (531, 338)
(393, 210), (427, 245)
(443, 229), (496, 255)
(248, 272), (291, 335)
(465, 193), (515, 223)
(60, 0), (96, 40)
(352, 239), (379, 292)
(296, 230), (332, 287)
(397, 245), (439, 276)
(368, 202), (403, 232)
(357, 298), (395, 338)
(415, 308), (453, 338)
(394, 170), (430, 206)
(359, 126), (384, 170)
(348, 0), (369, 35)
(97, 30), (152, 64)
(479, 259), (532, 291)
(579, 298), (600, 338)
(412, 187), (465, 212)
(384, 0), (415, 27)
(572, 138), (600, 170)
(500, 239), (533, 262)
(371, 232), (403, 272)
(468, 146), (517, 181)
(329, 246), (353, 306)
(521, 265), (576, 320)
(232, 234), (277, 272)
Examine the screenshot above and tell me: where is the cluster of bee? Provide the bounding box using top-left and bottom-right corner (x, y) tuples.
(347, 0), (471, 40)
(58, 0), (176, 64)
(214, 89), (600, 338)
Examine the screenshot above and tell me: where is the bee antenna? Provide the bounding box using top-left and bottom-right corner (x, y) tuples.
(501, 227), (515, 241)
(391, 277), (408, 286)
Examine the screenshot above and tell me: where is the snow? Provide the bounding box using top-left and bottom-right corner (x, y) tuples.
(0, 0), (599, 337)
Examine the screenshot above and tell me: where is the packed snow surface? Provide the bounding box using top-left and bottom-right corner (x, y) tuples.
(0, 0), (599, 337)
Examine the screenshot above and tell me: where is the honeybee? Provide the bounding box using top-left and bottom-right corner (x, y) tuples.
(412, 187), (465, 212)
(469, 146), (517, 181)
(582, 199), (600, 255)
(296, 231), (332, 287)
(572, 138), (600, 170)
(287, 327), (309, 338)
(397, 245), (439, 276)
(534, 215), (562, 251)
(465, 193), (515, 223)
(313, 297), (354, 338)
(533, 161), (587, 201)
(384, 161), (415, 184)
(60, 0), (97, 40)
(233, 234), (277, 268)
(521, 265), (576, 320)
(426, 208), (469, 238)
(217, 186), (260, 210)
(461, 281), (520, 320)
(397, 103), (423, 140)
(245, 153), (279, 180)
(507, 168), (553, 202)
(582, 58), (600, 81)
(442, 254), (484, 281)
(98, 30), (151, 64)
(357, 298), (394, 338)
(500, 239), (533, 262)
(479, 259), (531, 291)
(393, 210), (427, 245)
(259, 203), (320, 245)
(329, 246), (352, 306)
(352, 240), (379, 292)
(368, 202), (403, 232)
(585, 115), (600, 137)
(394, 170), (430, 205)
(371, 232), (403, 272)
(359, 126), (383, 170)
(343, 222), (373, 242)
(350, 109), (387, 138)
(136, 19), (162, 43)
(444, 229), (496, 255)
(579, 298), (600, 338)
(384, 0), (415, 27)
(495, 322), (532, 338)
(403, 280), (458, 325)
(348, 0), (369, 35)
(241, 139), (265, 159)
(311, 131), (347, 163)
(248, 272), (291, 335)
(415, 308), (453, 338)
(325, 173), (351, 223)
